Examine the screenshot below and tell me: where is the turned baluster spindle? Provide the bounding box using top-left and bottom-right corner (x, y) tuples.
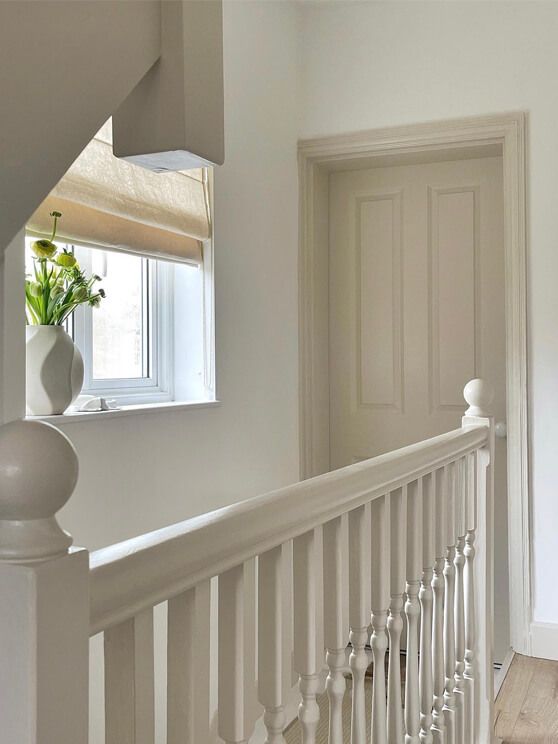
(387, 486), (407, 744)
(431, 467), (447, 744)
(443, 462), (457, 744)
(323, 517), (346, 744)
(370, 494), (390, 744)
(462, 452), (478, 744)
(348, 505), (371, 744)
(419, 472), (435, 744)
(453, 461), (467, 744)
(259, 546), (287, 744)
(405, 479), (423, 744)
(294, 530), (320, 744)
(219, 564), (248, 744)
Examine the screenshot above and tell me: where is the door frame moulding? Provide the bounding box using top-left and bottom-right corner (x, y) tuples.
(298, 112), (530, 655)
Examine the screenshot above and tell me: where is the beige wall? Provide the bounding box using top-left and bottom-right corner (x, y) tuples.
(0, 1), (161, 252)
(1, 1), (301, 551)
(299, 0), (558, 633)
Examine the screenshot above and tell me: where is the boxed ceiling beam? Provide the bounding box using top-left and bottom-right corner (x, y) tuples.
(113, 0), (224, 172)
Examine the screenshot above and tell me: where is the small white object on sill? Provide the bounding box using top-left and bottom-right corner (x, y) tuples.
(71, 395), (120, 413)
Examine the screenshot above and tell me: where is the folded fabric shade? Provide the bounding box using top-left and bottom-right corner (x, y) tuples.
(28, 121), (210, 264)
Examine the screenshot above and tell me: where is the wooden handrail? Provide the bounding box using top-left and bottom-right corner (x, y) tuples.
(89, 424), (488, 634)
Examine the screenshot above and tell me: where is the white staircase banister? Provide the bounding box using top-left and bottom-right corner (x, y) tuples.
(0, 379), (498, 744)
(90, 423), (488, 634)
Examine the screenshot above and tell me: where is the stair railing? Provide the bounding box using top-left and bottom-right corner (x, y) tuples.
(0, 378), (495, 744)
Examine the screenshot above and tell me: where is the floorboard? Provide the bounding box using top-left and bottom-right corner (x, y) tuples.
(495, 654), (558, 743)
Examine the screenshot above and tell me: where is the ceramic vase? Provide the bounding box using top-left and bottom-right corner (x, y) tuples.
(25, 326), (84, 415)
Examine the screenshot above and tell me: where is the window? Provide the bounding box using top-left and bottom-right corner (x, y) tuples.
(71, 246), (173, 404)
(25, 120), (214, 413)
(25, 237), (212, 408)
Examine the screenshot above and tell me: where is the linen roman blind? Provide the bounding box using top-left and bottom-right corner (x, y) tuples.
(27, 122), (210, 264)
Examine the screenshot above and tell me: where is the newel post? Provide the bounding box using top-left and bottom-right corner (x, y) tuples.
(462, 379), (495, 744)
(0, 420), (89, 744)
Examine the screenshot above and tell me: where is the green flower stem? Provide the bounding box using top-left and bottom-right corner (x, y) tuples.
(50, 212), (60, 242)
(25, 212), (105, 325)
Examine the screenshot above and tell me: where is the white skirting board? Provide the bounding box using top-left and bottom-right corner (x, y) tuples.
(494, 648), (514, 697)
(530, 621), (558, 661)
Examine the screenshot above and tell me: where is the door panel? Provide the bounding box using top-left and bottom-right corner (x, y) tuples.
(328, 155), (509, 659)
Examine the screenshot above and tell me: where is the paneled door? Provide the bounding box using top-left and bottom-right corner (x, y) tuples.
(329, 155), (509, 659)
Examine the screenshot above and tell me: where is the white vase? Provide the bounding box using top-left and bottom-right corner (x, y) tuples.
(25, 326), (84, 415)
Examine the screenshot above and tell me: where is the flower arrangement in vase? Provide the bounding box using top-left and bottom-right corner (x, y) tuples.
(25, 211), (105, 415)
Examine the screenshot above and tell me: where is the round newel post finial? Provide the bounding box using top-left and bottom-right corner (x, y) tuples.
(0, 419), (78, 561)
(463, 378), (494, 418)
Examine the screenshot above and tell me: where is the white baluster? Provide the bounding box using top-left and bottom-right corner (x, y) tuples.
(294, 530), (320, 744)
(431, 467), (447, 744)
(323, 517), (346, 744)
(405, 480), (423, 744)
(245, 558), (259, 737)
(463, 453), (477, 744)
(443, 463), (457, 744)
(259, 546), (287, 744)
(371, 494), (390, 744)
(219, 564), (247, 744)
(105, 608), (155, 744)
(462, 379), (494, 744)
(453, 461), (466, 744)
(387, 486), (407, 744)
(0, 421), (88, 744)
(167, 581), (211, 744)
(419, 472), (435, 744)
(349, 505), (371, 744)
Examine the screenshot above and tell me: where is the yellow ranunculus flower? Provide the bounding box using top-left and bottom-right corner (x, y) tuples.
(32, 239), (57, 259)
(72, 286), (88, 303)
(57, 252), (77, 268)
(28, 282), (42, 298)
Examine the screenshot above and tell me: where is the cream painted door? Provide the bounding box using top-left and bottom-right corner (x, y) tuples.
(329, 155), (509, 659)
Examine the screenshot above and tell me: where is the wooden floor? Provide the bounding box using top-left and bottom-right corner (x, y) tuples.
(284, 653), (558, 743)
(495, 654), (558, 743)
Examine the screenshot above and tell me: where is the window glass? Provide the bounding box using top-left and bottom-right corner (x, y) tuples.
(90, 250), (149, 380)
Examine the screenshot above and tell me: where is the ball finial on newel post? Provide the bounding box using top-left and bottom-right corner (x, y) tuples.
(463, 378), (494, 418)
(0, 419), (78, 561)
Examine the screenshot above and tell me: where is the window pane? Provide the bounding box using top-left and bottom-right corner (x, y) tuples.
(91, 250), (148, 380)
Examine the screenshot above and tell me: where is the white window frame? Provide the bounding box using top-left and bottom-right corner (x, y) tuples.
(71, 243), (175, 406)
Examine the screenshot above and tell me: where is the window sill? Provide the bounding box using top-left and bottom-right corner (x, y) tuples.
(26, 399), (221, 425)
